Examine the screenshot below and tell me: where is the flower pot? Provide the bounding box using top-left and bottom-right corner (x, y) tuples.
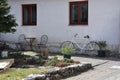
(64, 54), (71, 59)
(1, 50), (8, 58)
(97, 50), (106, 57)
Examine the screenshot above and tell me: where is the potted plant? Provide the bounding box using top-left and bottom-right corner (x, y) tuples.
(96, 41), (107, 57)
(1, 43), (9, 58)
(61, 45), (74, 59)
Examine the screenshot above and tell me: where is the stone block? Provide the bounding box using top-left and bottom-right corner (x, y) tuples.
(24, 63), (92, 80)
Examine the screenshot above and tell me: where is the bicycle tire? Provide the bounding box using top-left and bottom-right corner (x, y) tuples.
(60, 41), (75, 49)
(85, 41), (99, 51)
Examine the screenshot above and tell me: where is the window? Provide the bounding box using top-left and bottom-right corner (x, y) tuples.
(22, 4), (37, 25)
(69, 1), (88, 25)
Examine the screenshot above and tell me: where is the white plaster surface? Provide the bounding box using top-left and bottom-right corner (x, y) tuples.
(6, 0), (120, 46)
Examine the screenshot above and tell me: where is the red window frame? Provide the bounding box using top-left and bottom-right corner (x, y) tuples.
(22, 4), (37, 26)
(69, 1), (88, 25)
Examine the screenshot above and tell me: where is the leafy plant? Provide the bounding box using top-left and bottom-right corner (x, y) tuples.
(35, 58), (45, 64)
(61, 45), (74, 55)
(45, 56), (80, 67)
(46, 56), (60, 66)
(96, 41), (107, 50)
(63, 58), (74, 63)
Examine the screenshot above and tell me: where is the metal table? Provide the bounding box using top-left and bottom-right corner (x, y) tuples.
(25, 37), (36, 50)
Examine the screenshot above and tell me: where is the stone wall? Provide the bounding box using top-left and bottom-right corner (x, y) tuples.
(23, 63), (92, 80)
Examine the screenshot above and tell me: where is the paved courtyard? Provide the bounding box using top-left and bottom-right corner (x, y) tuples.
(20, 51), (120, 80)
(62, 56), (120, 80)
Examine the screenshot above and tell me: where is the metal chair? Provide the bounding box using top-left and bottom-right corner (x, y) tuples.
(39, 35), (48, 47)
(33, 35), (48, 52)
(18, 34), (26, 43)
(16, 34), (29, 50)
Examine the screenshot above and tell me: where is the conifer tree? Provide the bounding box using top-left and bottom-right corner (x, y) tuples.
(0, 0), (17, 33)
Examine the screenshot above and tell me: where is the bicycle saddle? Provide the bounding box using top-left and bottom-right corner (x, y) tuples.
(84, 35), (90, 38)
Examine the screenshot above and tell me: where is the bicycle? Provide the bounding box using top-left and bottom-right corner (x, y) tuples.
(60, 34), (99, 53)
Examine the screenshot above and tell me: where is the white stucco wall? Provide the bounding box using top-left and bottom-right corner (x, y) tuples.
(4, 0), (120, 49)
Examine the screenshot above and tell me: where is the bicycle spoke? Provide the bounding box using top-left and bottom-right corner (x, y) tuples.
(86, 42), (99, 51)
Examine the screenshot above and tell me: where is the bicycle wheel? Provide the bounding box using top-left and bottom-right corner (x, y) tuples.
(85, 41), (99, 51)
(60, 41), (75, 49)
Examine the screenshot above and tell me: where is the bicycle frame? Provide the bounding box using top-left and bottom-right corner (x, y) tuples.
(71, 34), (93, 52)
(61, 34), (99, 53)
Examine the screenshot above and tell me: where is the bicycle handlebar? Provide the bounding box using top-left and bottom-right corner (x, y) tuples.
(74, 33), (90, 38)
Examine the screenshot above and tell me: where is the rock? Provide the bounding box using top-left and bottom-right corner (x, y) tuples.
(47, 74), (61, 80)
(58, 67), (70, 78)
(32, 56), (40, 60)
(24, 74), (46, 80)
(23, 63), (92, 80)
(0, 59), (14, 70)
(47, 67), (60, 75)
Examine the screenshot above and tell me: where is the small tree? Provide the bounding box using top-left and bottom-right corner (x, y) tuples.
(0, 0), (17, 33)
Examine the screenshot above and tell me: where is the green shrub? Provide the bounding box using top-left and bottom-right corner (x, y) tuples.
(61, 46), (74, 55)
(46, 56), (60, 66)
(96, 41), (107, 50)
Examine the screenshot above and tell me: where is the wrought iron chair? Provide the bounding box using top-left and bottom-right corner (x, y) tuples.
(39, 35), (48, 48)
(33, 35), (48, 52)
(16, 34), (29, 51)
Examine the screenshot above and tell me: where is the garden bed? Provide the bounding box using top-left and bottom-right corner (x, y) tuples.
(0, 53), (92, 80)
(11, 55), (80, 68)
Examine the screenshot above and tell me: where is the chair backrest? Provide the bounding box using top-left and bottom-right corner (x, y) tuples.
(18, 34), (26, 43)
(40, 35), (48, 45)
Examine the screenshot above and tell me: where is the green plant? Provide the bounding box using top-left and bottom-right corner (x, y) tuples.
(46, 56), (60, 66)
(35, 58), (44, 64)
(96, 41), (107, 50)
(63, 58), (74, 63)
(61, 45), (74, 55)
(1, 56), (9, 59)
(0, 0), (17, 33)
